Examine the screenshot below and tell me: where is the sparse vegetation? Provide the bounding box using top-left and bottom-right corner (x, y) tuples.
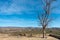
(0, 27), (59, 40)
(0, 27), (60, 36)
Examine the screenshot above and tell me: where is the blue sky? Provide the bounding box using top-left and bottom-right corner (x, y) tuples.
(0, 0), (60, 27)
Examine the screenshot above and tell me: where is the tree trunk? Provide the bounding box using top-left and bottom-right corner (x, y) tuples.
(43, 28), (44, 38)
(42, 27), (45, 38)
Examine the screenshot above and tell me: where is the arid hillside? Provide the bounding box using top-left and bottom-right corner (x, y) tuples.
(0, 27), (59, 40)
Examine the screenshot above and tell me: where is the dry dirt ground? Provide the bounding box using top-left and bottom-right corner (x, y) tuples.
(0, 34), (59, 40)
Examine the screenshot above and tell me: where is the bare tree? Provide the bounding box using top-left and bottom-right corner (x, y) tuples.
(38, 0), (56, 38)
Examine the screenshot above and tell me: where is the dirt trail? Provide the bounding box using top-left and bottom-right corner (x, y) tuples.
(0, 34), (59, 40)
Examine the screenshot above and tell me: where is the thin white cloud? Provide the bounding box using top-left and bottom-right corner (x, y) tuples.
(0, 0), (27, 14)
(52, 9), (60, 14)
(0, 0), (40, 15)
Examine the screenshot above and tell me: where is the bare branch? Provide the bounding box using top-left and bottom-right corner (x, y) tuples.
(38, 0), (57, 38)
